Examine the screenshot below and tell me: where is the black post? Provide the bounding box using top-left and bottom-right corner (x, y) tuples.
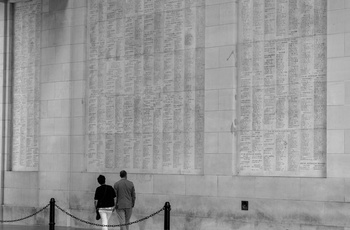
(164, 202), (171, 230)
(49, 198), (55, 230)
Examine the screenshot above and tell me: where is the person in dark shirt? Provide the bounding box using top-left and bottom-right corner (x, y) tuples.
(94, 175), (116, 230)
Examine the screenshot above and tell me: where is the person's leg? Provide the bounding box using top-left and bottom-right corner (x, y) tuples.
(124, 208), (133, 230)
(116, 209), (127, 230)
(99, 209), (108, 230)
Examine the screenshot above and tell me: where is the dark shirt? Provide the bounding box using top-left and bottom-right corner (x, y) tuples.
(94, 184), (116, 208)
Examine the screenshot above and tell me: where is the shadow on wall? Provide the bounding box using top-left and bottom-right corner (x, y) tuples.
(49, 0), (68, 11)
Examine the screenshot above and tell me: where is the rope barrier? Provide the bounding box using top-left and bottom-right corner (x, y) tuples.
(0, 203), (50, 223)
(0, 199), (170, 229)
(55, 203), (164, 227)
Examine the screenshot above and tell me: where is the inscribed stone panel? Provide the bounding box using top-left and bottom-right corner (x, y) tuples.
(237, 0), (327, 177)
(86, 0), (205, 174)
(12, 0), (42, 171)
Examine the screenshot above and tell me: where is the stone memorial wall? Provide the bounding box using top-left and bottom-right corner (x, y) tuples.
(7, 1), (350, 229)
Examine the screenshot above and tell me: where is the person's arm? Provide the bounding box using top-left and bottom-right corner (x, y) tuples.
(94, 200), (98, 210)
(131, 185), (136, 208)
(94, 188), (99, 210)
(114, 184), (118, 209)
(112, 186), (117, 211)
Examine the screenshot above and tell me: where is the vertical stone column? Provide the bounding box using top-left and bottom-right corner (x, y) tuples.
(0, 0), (13, 213)
(327, 1), (350, 176)
(204, 1), (237, 175)
(39, 1), (86, 226)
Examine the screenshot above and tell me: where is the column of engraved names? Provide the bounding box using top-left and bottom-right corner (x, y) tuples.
(275, 0), (289, 172)
(298, 0), (326, 172)
(238, 0), (253, 172)
(104, 0), (119, 169)
(12, 0), (41, 171)
(251, 0), (264, 172)
(237, 0), (326, 177)
(87, 0), (100, 169)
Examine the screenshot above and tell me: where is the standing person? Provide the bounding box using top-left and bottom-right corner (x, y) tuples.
(94, 175), (116, 230)
(114, 170), (136, 230)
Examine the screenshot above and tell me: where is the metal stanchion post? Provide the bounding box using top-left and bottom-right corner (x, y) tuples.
(164, 202), (171, 230)
(49, 198), (55, 230)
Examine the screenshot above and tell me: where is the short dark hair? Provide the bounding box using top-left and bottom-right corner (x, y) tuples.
(120, 170), (127, 178)
(97, 175), (105, 185)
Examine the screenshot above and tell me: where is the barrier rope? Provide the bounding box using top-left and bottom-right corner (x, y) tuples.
(55, 203), (165, 227)
(0, 203), (50, 223)
(0, 201), (165, 227)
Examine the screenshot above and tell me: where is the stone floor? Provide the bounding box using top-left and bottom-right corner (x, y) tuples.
(0, 225), (83, 230)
